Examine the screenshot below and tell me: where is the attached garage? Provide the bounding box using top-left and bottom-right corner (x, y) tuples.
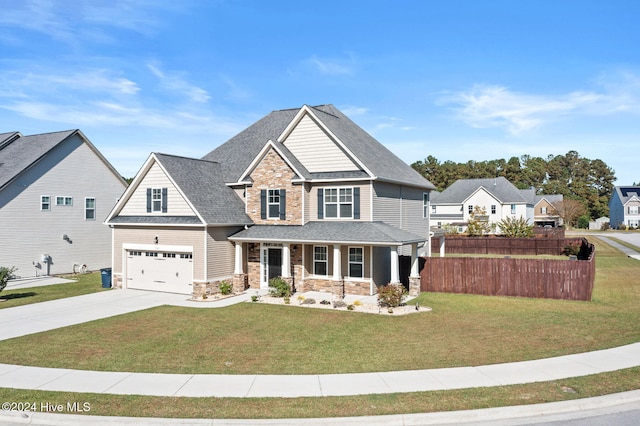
(126, 250), (193, 295)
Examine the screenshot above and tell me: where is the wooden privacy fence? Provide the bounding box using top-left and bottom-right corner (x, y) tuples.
(421, 239), (595, 301)
(431, 236), (583, 256)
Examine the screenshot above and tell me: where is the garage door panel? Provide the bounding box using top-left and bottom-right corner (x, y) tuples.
(126, 251), (193, 295)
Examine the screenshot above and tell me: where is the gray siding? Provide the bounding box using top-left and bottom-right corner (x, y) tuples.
(206, 227), (243, 280)
(0, 135), (126, 277)
(307, 182), (371, 222)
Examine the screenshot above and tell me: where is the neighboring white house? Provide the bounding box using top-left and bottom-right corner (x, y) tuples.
(0, 130), (127, 277)
(430, 177), (532, 233)
(609, 186), (640, 229)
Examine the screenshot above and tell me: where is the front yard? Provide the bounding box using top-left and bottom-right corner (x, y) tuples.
(0, 236), (638, 418)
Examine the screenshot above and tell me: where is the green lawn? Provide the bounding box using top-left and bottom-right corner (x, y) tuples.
(0, 272), (108, 309)
(0, 237), (637, 376)
(0, 237), (638, 419)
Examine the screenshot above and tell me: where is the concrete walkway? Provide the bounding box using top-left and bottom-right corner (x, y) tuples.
(0, 289), (639, 398)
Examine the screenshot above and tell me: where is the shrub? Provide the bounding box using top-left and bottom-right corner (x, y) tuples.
(268, 277), (291, 297)
(219, 280), (232, 295)
(0, 266), (17, 293)
(347, 304), (355, 311)
(251, 294), (259, 302)
(497, 216), (534, 238)
(353, 300), (362, 306)
(562, 242), (581, 257)
(577, 215), (590, 229)
(377, 284), (407, 308)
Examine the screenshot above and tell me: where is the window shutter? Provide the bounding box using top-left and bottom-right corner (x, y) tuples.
(279, 189), (286, 220)
(260, 190), (267, 219)
(161, 188), (168, 213)
(146, 188), (152, 213)
(317, 188), (324, 219)
(353, 187), (360, 219)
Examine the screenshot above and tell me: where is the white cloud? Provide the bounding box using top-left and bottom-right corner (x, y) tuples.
(147, 63), (211, 103)
(307, 55), (355, 76)
(340, 106), (369, 116)
(440, 72), (640, 135)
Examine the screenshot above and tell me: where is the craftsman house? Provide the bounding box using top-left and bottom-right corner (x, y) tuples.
(106, 105), (436, 297)
(0, 130), (127, 277)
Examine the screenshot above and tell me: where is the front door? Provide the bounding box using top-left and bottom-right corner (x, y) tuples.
(268, 248), (282, 280)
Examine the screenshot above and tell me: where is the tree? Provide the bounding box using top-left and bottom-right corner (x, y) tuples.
(497, 216), (534, 238)
(467, 206), (491, 236)
(551, 199), (587, 229)
(577, 215), (590, 229)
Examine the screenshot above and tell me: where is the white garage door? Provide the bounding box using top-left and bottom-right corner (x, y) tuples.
(126, 250), (193, 295)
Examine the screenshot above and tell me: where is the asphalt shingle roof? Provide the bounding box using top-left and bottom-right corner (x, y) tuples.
(202, 105), (435, 190)
(153, 153), (252, 225)
(431, 177), (528, 204)
(229, 221), (426, 245)
(0, 130), (76, 190)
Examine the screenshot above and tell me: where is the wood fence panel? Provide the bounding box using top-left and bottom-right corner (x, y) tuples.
(420, 240), (595, 301)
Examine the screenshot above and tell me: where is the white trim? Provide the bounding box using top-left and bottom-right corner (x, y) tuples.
(323, 187), (354, 219)
(40, 195), (51, 211)
(370, 181), (374, 221)
(230, 236), (410, 246)
(123, 243), (193, 252)
(301, 183), (305, 225)
(282, 243), (291, 278)
(313, 245), (329, 277)
(369, 246), (374, 295)
(55, 195), (73, 206)
(110, 222), (205, 228)
(203, 228), (208, 282)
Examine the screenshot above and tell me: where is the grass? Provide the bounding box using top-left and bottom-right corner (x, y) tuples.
(0, 237), (638, 375)
(0, 272), (108, 309)
(0, 367), (639, 419)
(0, 237), (637, 419)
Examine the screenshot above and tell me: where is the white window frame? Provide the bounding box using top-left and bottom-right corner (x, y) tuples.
(313, 245), (328, 276)
(152, 188), (163, 212)
(491, 205), (496, 214)
(41, 195), (51, 211)
(511, 204), (516, 215)
(629, 206), (639, 215)
(423, 192), (430, 218)
(56, 196), (73, 206)
(268, 189), (281, 219)
(468, 205), (473, 214)
(324, 187), (353, 219)
(541, 206), (548, 214)
(84, 197), (96, 220)
(348, 246), (364, 279)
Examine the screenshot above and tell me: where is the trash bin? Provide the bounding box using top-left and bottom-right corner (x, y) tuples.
(100, 268), (112, 288)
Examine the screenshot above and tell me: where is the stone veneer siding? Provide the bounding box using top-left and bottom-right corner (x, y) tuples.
(247, 148), (302, 225)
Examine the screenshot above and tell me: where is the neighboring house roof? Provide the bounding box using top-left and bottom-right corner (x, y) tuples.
(431, 177), (527, 204)
(534, 194), (563, 205)
(0, 129), (125, 191)
(229, 221), (426, 246)
(612, 186), (640, 205)
(203, 104), (435, 190)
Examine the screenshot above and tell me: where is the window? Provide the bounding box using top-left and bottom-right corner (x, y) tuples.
(162, 253), (176, 258)
(468, 205), (473, 214)
(511, 204), (516, 215)
(431, 205), (436, 214)
(145, 252), (158, 257)
(491, 205), (496, 214)
(325, 188), (353, 218)
(348, 247), (364, 278)
(41, 196), (50, 211)
(147, 188), (167, 213)
(130, 251), (142, 257)
(152, 188), (162, 212)
(629, 206), (639, 215)
(268, 189), (280, 218)
(85, 198), (95, 220)
(423, 192), (430, 218)
(313, 246), (328, 276)
(180, 253), (193, 259)
(56, 196), (73, 206)
(541, 207), (548, 214)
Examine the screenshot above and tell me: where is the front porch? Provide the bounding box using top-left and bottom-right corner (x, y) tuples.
(229, 222), (429, 297)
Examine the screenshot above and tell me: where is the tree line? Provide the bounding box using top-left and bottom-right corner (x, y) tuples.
(411, 150), (616, 220)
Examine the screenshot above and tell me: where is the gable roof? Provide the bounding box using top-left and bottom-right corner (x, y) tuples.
(534, 194), (563, 205)
(0, 129), (125, 191)
(613, 186), (640, 205)
(107, 153), (252, 226)
(431, 177), (528, 204)
(202, 104), (435, 190)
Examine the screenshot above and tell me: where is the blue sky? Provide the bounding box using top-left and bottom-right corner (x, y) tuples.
(1, 0), (639, 185)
